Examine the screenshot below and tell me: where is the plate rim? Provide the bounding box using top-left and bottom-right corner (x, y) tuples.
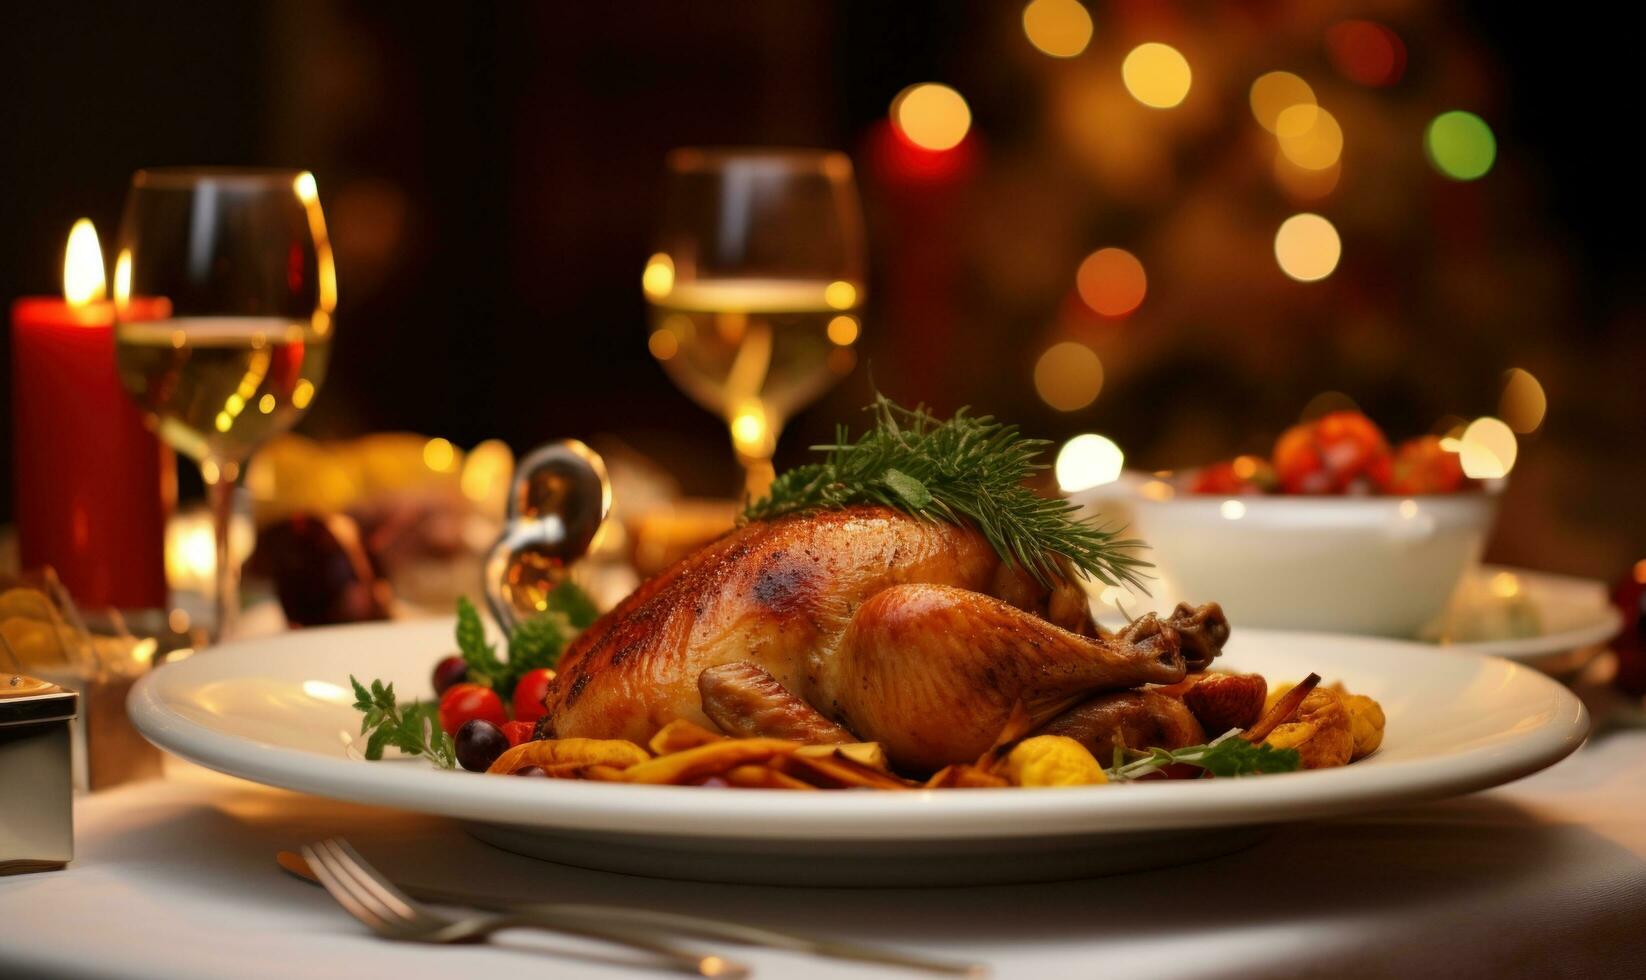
(129, 619), (1591, 841)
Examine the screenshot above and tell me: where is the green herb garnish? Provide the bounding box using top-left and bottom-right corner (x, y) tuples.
(349, 676), (455, 768)
(743, 393), (1149, 589)
(1106, 731), (1301, 781)
(456, 583), (593, 699)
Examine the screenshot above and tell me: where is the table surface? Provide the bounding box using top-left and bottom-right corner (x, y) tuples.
(3, 725), (1644, 980)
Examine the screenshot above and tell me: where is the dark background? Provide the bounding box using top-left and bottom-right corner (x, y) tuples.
(3, 1), (1641, 580)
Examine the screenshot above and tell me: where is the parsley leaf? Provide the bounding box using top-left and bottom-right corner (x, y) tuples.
(455, 596), (506, 689)
(349, 675), (454, 768)
(544, 580), (599, 630)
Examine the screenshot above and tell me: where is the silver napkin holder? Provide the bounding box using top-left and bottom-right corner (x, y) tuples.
(0, 673), (77, 875)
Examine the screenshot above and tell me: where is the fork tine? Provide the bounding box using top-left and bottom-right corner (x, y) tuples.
(313, 839), (439, 937)
(321, 838), (443, 930)
(301, 843), (397, 935)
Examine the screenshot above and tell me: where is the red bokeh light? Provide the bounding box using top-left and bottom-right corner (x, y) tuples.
(1325, 20), (1407, 87)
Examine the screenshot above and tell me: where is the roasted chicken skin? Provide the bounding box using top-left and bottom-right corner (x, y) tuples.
(543, 505), (1204, 772)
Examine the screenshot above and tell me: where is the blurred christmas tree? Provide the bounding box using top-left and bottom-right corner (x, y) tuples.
(826, 0), (1637, 575)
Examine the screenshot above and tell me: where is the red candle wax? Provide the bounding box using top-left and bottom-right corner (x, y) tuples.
(10, 295), (171, 609)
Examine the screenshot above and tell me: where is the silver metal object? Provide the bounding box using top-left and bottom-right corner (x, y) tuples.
(483, 440), (612, 634)
(280, 843), (983, 976)
(300, 838), (743, 977)
(0, 660), (78, 876)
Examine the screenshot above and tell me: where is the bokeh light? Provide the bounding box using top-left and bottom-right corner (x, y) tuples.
(1076, 247), (1147, 317)
(1034, 341), (1104, 411)
(647, 328), (679, 360)
(1249, 71), (1315, 133)
(1425, 111), (1496, 181)
(826, 314), (859, 345)
(1499, 367), (1547, 433)
(891, 83), (972, 151)
(422, 437), (456, 473)
(1458, 416), (1518, 478)
(1276, 105), (1343, 171)
(1022, 0), (1092, 59)
(1325, 21), (1406, 87)
(824, 280), (858, 310)
(641, 253), (674, 298)
(1122, 43), (1192, 109)
(1056, 433), (1124, 491)
(1274, 213), (1342, 282)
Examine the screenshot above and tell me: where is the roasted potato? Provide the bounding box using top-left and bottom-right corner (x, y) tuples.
(1002, 735), (1109, 787)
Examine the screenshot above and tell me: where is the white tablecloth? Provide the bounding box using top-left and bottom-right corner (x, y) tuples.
(3, 729), (1644, 980)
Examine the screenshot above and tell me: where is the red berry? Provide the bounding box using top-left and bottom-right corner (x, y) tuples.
(1384, 436), (1467, 494)
(438, 683), (506, 736)
(511, 668), (556, 725)
(501, 720), (536, 747)
(431, 655), (468, 695)
(1274, 411), (1391, 494)
(1190, 456), (1276, 495)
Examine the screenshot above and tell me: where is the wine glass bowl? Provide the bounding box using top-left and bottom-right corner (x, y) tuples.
(113, 167), (336, 640)
(644, 148), (866, 496)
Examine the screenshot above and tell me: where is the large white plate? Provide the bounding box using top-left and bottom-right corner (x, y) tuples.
(129, 620), (1589, 885)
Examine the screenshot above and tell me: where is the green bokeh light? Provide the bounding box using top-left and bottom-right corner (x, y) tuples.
(1425, 110), (1496, 181)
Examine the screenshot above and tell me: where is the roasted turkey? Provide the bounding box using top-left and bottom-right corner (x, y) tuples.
(542, 505), (1226, 772)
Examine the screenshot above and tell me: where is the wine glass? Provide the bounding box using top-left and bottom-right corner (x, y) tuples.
(113, 168), (336, 641)
(643, 148), (866, 498)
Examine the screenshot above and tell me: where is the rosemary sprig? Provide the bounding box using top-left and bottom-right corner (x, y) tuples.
(1106, 730), (1302, 781)
(742, 393), (1151, 589)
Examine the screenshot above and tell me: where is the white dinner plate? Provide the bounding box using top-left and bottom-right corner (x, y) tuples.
(129, 619), (1589, 886)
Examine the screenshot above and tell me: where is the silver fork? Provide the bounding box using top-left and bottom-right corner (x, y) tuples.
(301, 839), (748, 978)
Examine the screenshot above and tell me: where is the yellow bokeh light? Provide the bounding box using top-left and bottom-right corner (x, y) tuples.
(1022, 0), (1093, 59)
(1499, 367), (1547, 433)
(1458, 416), (1518, 479)
(461, 438), (514, 510)
(1276, 105), (1343, 171)
(1249, 72), (1316, 133)
(647, 329), (679, 360)
(293, 171), (319, 204)
(1055, 433), (1124, 492)
(729, 400), (775, 459)
(826, 315), (859, 345)
(63, 219), (106, 306)
(1034, 341), (1104, 411)
(1122, 43), (1192, 109)
(292, 379), (315, 409)
(824, 280), (858, 310)
(258, 393), (276, 414)
(1076, 248), (1147, 317)
(422, 437), (457, 473)
(892, 83), (972, 151)
(642, 253), (675, 299)
(1274, 213), (1342, 282)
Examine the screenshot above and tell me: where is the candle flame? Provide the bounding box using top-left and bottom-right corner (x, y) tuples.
(63, 219), (107, 306)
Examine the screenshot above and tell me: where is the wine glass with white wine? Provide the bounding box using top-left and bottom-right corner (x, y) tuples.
(643, 148), (866, 498)
(114, 168), (336, 641)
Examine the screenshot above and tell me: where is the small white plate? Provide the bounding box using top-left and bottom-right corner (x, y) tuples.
(129, 620), (1588, 886)
(1427, 566), (1622, 666)
(1092, 564), (1622, 672)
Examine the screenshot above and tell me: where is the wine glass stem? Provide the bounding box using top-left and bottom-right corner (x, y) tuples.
(203, 456), (242, 643)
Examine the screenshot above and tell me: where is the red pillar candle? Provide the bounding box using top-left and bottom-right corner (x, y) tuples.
(10, 220), (170, 609)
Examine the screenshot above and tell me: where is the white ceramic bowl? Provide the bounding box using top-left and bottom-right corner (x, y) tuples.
(1074, 477), (1501, 638)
